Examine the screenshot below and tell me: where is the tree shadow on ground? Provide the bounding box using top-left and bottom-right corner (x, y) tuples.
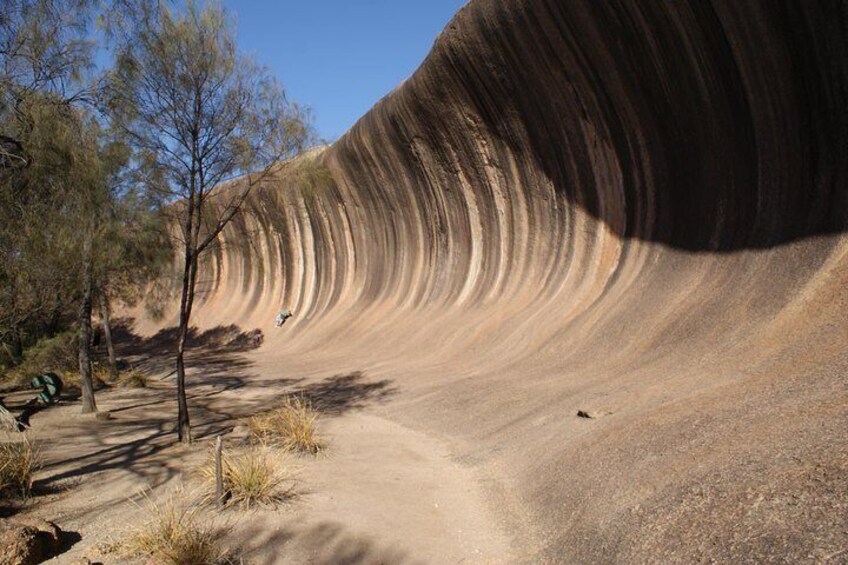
(1, 316), (403, 563)
(289, 371), (396, 416)
(0, 501), (17, 519)
(33, 372), (398, 500)
(237, 521), (423, 565)
(32, 320), (271, 502)
(33, 320), (397, 509)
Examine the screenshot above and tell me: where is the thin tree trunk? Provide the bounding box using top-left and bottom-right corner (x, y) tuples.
(4, 330), (23, 365)
(176, 244), (194, 443)
(46, 304), (62, 337)
(99, 293), (118, 382)
(78, 238), (97, 414)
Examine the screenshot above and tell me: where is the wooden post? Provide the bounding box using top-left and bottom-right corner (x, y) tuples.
(215, 435), (224, 509)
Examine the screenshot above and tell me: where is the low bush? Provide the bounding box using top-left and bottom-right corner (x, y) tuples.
(118, 369), (149, 389)
(62, 367), (108, 392)
(0, 408), (17, 432)
(1, 332), (78, 390)
(123, 488), (230, 565)
(201, 445), (295, 510)
(22, 332), (78, 373)
(0, 434), (40, 500)
(247, 396), (324, 454)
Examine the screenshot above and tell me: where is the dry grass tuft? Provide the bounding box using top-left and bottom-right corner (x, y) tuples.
(0, 434), (40, 499)
(92, 364), (112, 384)
(247, 396), (324, 454)
(201, 445), (295, 509)
(0, 408), (18, 432)
(63, 368), (108, 391)
(118, 369), (149, 389)
(123, 488), (230, 565)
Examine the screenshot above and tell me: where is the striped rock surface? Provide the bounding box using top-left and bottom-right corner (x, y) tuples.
(140, 1), (848, 562)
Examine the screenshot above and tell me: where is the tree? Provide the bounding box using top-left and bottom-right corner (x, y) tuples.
(106, 1), (310, 442)
(0, 0), (107, 412)
(0, 1), (172, 415)
(93, 158), (174, 383)
(70, 114), (108, 413)
(0, 0), (93, 355)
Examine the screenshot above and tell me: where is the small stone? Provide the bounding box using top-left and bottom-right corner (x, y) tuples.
(577, 410), (612, 419)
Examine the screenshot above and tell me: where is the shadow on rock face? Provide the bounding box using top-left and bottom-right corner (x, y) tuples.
(289, 371), (397, 416)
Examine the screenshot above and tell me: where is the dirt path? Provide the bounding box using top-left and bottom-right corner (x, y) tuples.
(6, 383), (513, 564)
(235, 412), (513, 564)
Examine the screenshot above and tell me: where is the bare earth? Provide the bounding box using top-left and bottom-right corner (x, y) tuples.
(7, 360), (517, 564)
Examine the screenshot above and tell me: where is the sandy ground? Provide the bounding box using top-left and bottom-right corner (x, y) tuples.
(3, 362), (515, 565)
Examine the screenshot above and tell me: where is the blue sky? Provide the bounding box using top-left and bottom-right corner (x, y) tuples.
(223, 1), (467, 142)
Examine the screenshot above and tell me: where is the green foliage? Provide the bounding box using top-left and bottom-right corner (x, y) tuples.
(289, 150), (335, 203)
(20, 331), (78, 374)
(0, 97), (99, 349)
(105, 0), (312, 211)
(1, 331), (77, 389)
(0, 0), (97, 107)
(0, 0), (101, 362)
(0, 1), (173, 377)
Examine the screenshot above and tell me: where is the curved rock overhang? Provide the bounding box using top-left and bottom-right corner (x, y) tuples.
(149, 1), (848, 561)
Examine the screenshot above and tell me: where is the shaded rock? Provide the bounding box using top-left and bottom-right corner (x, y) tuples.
(0, 518), (62, 565)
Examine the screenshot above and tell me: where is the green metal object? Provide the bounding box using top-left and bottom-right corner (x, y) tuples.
(30, 372), (63, 406)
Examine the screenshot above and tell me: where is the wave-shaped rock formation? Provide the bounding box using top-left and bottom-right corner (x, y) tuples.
(155, 1), (848, 562)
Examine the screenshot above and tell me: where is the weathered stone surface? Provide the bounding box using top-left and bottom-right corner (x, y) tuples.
(0, 519), (62, 565)
(145, 0), (848, 562)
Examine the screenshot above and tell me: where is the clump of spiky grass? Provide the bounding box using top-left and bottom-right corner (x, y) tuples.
(92, 364), (113, 384)
(247, 396), (324, 454)
(123, 488), (230, 565)
(63, 368), (108, 391)
(201, 445), (295, 510)
(0, 434), (40, 500)
(0, 407), (17, 432)
(118, 369), (149, 389)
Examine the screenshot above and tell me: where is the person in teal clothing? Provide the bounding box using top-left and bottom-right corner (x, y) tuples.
(275, 308), (293, 327)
